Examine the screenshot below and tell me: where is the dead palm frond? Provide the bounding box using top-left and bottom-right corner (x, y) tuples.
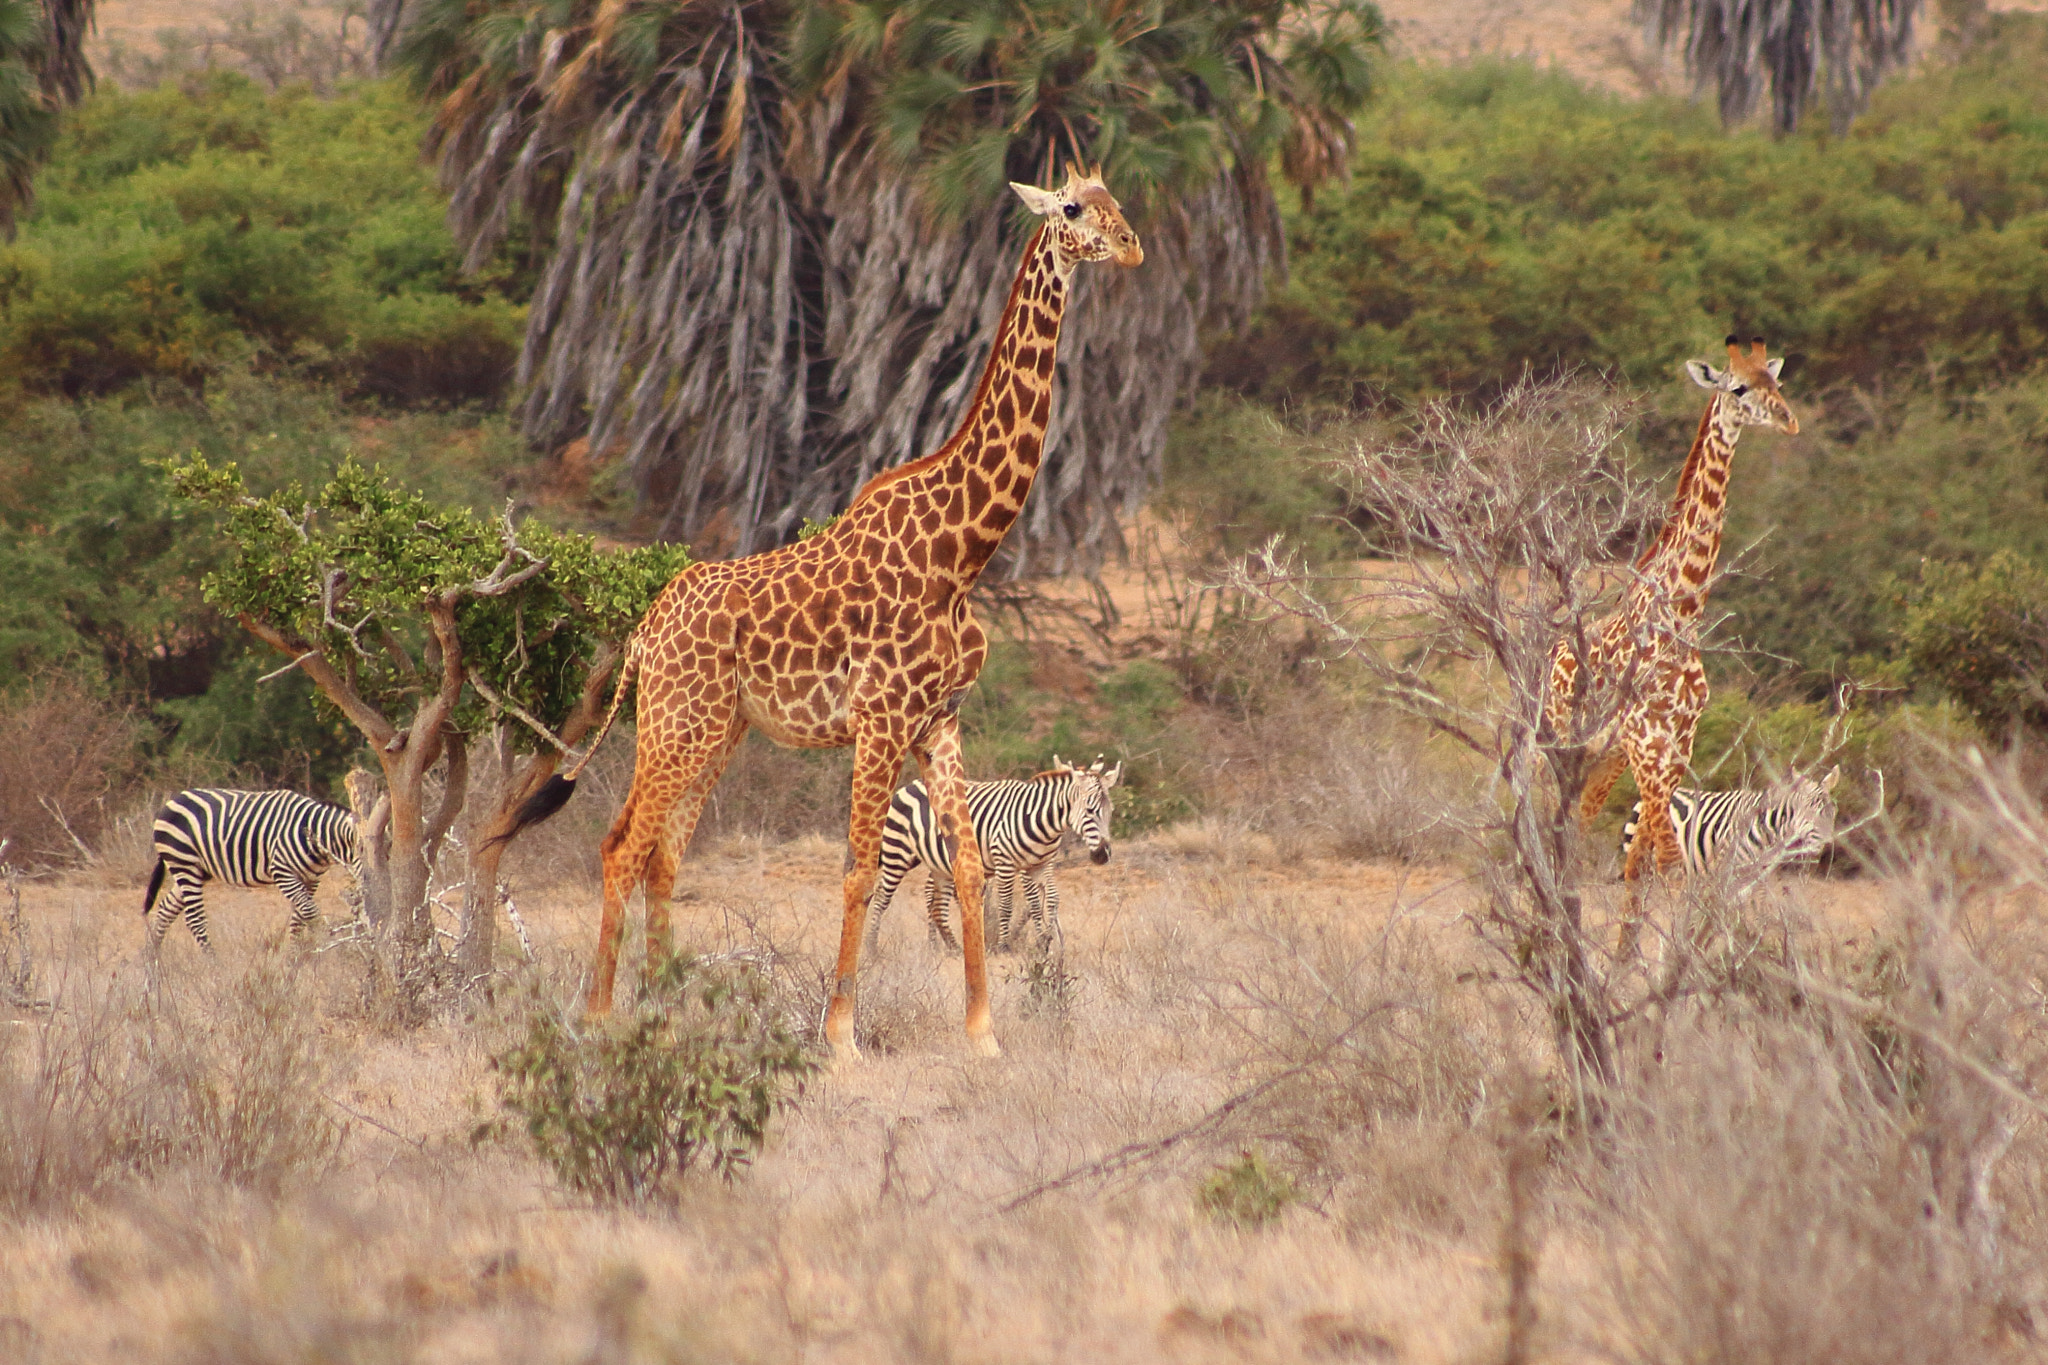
(0, 0), (96, 237)
(398, 0), (1382, 574)
(1637, 0), (1919, 134)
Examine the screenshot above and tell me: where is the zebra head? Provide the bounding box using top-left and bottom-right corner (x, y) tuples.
(1053, 754), (1121, 864)
(1767, 764), (1841, 865)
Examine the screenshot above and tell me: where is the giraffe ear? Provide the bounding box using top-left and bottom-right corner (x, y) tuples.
(1686, 359), (1721, 389)
(1765, 356), (1785, 381)
(1011, 182), (1061, 217)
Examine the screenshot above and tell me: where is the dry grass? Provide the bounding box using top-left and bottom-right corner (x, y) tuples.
(12, 778), (2042, 1364)
(9, 560), (2048, 1363)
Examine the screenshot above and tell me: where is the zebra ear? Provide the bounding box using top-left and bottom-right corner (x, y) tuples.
(1104, 762), (1122, 789)
(1821, 764), (1841, 793)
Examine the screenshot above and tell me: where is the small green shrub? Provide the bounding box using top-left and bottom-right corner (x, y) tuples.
(477, 955), (818, 1205)
(1197, 1148), (1301, 1229)
(1895, 550), (2048, 737)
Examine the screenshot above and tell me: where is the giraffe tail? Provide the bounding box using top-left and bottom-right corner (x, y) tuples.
(486, 635), (642, 849)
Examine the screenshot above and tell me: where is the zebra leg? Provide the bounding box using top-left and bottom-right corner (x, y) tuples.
(1038, 875), (1062, 953)
(177, 871), (214, 953)
(990, 865), (1019, 954)
(925, 871), (960, 953)
(147, 864), (196, 949)
(275, 869), (322, 941)
(863, 855), (915, 953)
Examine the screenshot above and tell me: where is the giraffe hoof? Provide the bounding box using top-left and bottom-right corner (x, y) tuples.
(827, 1037), (865, 1066)
(969, 1031), (1002, 1059)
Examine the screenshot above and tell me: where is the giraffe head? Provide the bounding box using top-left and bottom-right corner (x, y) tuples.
(1010, 166), (1144, 271)
(1050, 754), (1122, 864)
(1686, 336), (1800, 435)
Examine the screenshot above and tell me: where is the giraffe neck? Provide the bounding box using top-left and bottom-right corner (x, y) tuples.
(1633, 393), (1745, 621)
(928, 223), (1072, 580)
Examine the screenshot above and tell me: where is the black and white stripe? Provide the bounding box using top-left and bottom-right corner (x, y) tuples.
(865, 757), (1121, 953)
(1621, 767), (1840, 879)
(143, 788), (363, 950)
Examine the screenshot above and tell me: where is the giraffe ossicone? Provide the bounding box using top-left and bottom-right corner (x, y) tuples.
(1549, 335), (1799, 950)
(498, 166), (1143, 1060)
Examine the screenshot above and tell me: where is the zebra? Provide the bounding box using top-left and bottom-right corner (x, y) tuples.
(1620, 766), (1841, 880)
(143, 788), (364, 950)
(864, 756), (1121, 954)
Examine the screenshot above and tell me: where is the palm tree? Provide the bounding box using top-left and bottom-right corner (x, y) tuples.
(1638, 0), (1919, 134)
(397, 0), (1381, 574)
(0, 0), (94, 236)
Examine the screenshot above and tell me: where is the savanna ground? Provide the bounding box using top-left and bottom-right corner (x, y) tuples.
(6, 539), (2038, 1365)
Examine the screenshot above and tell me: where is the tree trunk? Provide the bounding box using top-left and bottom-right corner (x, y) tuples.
(455, 642), (624, 979)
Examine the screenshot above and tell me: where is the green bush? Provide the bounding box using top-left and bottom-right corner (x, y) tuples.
(0, 73), (524, 401)
(1221, 28), (2048, 408)
(1714, 374), (2048, 682)
(0, 369), (528, 784)
(1895, 550), (2048, 736)
(477, 955), (818, 1205)
(1196, 1149), (1301, 1228)
(1158, 392), (1353, 567)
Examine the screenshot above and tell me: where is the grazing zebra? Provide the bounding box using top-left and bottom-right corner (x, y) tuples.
(865, 757), (1121, 954)
(143, 788), (364, 950)
(1620, 767), (1841, 879)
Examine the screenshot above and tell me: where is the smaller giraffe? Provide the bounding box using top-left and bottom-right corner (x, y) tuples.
(1550, 337), (1798, 943)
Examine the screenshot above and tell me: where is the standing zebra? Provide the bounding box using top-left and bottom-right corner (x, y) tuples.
(1620, 766), (1840, 879)
(865, 757), (1121, 954)
(143, 788), (364, 950)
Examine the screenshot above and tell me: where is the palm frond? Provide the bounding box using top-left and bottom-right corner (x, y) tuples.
(1637, 0), (1919, 134)
(399, 0), (1379, 573)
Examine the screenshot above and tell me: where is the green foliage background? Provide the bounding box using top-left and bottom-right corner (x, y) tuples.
(7, 22), (2048, 832)
(0, 73), (525, 404)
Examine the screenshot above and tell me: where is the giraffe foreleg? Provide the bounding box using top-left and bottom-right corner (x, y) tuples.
(914, 715), (998, 1057)
(642, 722), (748, 975)
(826, 717), (914, 1060)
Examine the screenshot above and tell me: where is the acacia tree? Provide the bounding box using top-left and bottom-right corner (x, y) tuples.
(395, 0), (1380, 575)
(1638, 0), (1919, 134)
(168, 455), (687, 1004)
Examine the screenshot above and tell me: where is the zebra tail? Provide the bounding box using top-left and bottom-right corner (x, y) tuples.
(484, 634), (642, 849)
(143, 857), (166, 918)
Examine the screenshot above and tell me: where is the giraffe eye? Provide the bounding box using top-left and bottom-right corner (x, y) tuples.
(1062, 202), (1082, 220)
(1731, 384), (1749, 396)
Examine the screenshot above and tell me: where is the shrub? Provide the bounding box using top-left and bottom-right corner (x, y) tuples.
(0, 74), (525, 399)
(477, 955), (818, 1204)
(1221, 31), (2048, 410)
(1197, 1149), (1301, 1228)
(1894, 550), (2048, 737)
(0, 676), (150, 868)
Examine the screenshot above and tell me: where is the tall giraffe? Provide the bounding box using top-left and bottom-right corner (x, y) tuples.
(504, 167), (1142, 1057)
(1550, 337), (1798, 935)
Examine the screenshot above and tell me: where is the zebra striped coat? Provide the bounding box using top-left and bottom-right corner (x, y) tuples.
(865, 757), (1121, 953)
(1620, 767), (1840, 879)
(143, 788), (363, 950)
